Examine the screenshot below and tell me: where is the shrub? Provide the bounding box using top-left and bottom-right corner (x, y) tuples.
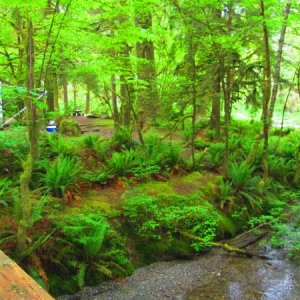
(54, 212), (108, 258)
(268, 155), (294, 182)
(82, 135), (110, 160)
(108, 149), (137, 176)
(202, 143), (224, 169)
(40, 134), (76, 158)
(0, 178), (11, 207)
(182, 124), (193, 143)
(220, 162), (263, 214)
(112, 126), (133, 150)
(82, 170), (114, 184)
(0, 127), (29, 161)
(194, 138), (209, 150)
(123, 194), (226, 251)
(144, 135), (181, 169)
(132, 162), (161, 180)
(42, 156), (82, 197)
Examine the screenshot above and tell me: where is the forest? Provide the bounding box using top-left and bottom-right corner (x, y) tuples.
(0, 0), (300, 298)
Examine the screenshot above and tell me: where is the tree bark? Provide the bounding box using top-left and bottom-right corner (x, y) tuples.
(136, 8), (158, 124)
(53, 72), (59, 111)
(209, 62), (221, 139)
(85, 86), (90, 114)
(17, 18), (39, 255)
(268, 0), (291, 121)
(260, 0), (272, 179)
(45, 71), (55, 111)
(120, 76), (131, 127)
(111, 75), (120, 130)
(62, 71), (68, 112)
(73, 83), (77, 109)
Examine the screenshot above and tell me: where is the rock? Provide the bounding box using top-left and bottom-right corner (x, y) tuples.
(59, 119), (81, 136)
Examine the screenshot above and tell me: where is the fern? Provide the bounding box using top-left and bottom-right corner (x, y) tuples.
(108, 149), (137, 176)
(112, 126), (133, 150)
(42, 155), (82, 197)
(228, 161), (258, 191)
(55, 213), (109, 258)
(28, 196), (48, 228)
(144, 135), (181, 168)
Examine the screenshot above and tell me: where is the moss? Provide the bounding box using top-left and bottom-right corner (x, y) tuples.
(59, 119), (81, 136)
(169, 238), (194, 258)
(137, 240), (171, 263)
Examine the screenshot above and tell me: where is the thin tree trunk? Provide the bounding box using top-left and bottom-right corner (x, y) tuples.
(17, 18), (39, 255)
(85, 87), (90, 114)
(222, 63), (231, 177)
(45, 73), (55, 112)
(111, 75), (120, 130)
(14, 8), (25, 86)
(73, 83), (77, 109)
(44, 0), (73, 83)
(53, 72), (59, 111)
(223, 4), (233, 177)
(120, 76), (131, 127)
(38, 0), (60, 87)
(62, 72), (68, 112)
(268, 0), (291, 121)
(209, 62), (221, 139)
(187, 40), (197, 169)
(281, 70), (296, 131)
(261, 0), (272, 179)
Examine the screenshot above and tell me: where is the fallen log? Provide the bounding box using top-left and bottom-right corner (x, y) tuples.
(178, 230), (270, 259)
(228, 222), (270, 248)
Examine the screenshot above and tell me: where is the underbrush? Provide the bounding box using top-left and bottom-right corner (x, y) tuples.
(2, 120), (300, 297)
(122, 191), (236, 262)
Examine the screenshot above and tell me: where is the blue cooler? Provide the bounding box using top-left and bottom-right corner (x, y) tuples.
(46, 120), (57, 132)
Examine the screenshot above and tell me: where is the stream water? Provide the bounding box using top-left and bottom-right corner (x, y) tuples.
(187, 246), (300, 300)
(62, 242), (300, 300)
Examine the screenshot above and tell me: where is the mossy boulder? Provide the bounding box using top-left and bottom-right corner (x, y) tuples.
(59, 119), (81, 136)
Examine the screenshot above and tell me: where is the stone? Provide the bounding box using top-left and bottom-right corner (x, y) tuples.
(59, 119), (81, 136)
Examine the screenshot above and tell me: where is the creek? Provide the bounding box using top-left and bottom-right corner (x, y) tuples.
(61, 239), (300, 300)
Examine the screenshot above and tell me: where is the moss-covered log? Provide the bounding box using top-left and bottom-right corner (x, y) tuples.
(178, 230), (269, 259)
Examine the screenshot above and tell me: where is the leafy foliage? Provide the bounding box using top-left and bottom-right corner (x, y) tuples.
(55, 213), (108, 258)
(108, 149), (137, 176)
(0, 178), (12, 207)
(41, 156), (82, 197)
(123, 193), (231, 251)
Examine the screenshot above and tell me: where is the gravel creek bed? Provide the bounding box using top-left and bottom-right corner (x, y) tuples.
(59, 246), (300, 300)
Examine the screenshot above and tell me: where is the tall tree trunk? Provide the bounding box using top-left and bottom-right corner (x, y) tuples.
(261, 0), (272, 179)
(62, 72), (68, 112)
(14, 8), (25, 86)
(223, 4), (233, 177)
(53, 72), (59, 111)
(120, 76), (131, 127)
(73, 83), (78, 109)
(222, 61), (231, 177)
(17, 18), (39, 255)
(111, 75), (120, 130)
(268, 0), (291, 122)
(45, 71), (55, 111)
(209, 62), (221, 139)
(187, 39), (197, 169)
(85, 87), (91, 115)
(136, 8), (158, 125)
